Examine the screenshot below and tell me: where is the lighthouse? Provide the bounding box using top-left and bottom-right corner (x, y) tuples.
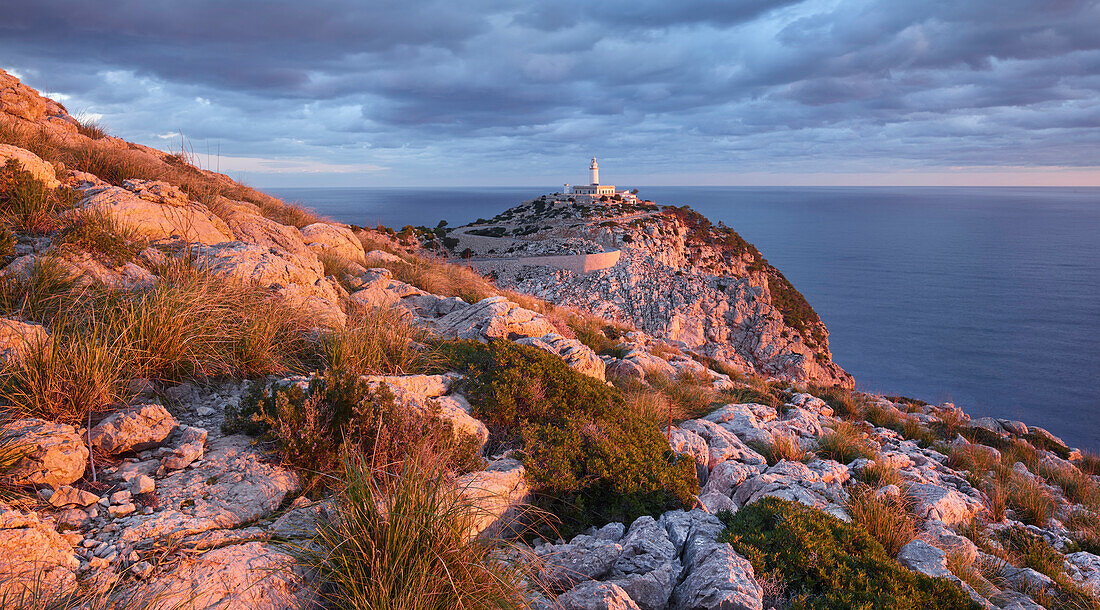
(570, 157), (621, 198)
(590, 157), (600, 185)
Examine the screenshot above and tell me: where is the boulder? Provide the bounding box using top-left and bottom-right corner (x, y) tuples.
(0, 505), (80, 599)
(0, 317), (47, 364)
(897, 540), (952, 579)
(908, 482), (985, 526)
(455, 457), (529, 540)
(671, 542), (763, 610)
(161, 425), (208, 470)
(537, 534), (624, 592)
(48, 485), (100, 508)
(432, 296), (557, 342)
(0, 68), (79, 130)
(669, 427), (710, 483)
(301, 222), (365, 263)
(557, 581), (641, 610)
(2, 418), (87, 487)
(679, 419), (766, 468)
(701, 460), (763, 498)
(132, 542), (316, 609)
(120, 435), (299, 544)
(1067, 551), (1100, 593)
(79, 181), (233, 245)
(223, 208), (312, 257)
(517, 333), (606, 381)
(0, 144), (59, 188)
(89, 403), (178, 455)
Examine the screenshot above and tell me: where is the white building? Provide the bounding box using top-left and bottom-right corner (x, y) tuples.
(567, 157), (633, 199)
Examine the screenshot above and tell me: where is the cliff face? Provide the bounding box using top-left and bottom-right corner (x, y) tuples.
(456, 198), (853, 387)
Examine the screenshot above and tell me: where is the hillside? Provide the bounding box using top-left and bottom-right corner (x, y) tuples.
(1, 71), (1099, 610)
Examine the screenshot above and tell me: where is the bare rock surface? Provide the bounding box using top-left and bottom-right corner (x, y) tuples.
(456, 456), (529, 539)
(557, 581), (641, 610)
(120, 435), (299, 545)
(79, 181), (233, 245)
(0, 504), (80, 599)
(301, 222), (365, 263)
(432, 296), (557, 342)
(517, 332), (606, 380)
(0, 317), (48, 363)
(2, 418), (87, 487)
(132, 541), (315, 610)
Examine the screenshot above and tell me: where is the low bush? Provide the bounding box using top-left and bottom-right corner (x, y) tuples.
(295, 449), (531, 610)
(225, 375), (482, 493)
(440, 340), (697, 536)
(718, 497), (978, 609)
(845, 484), (916, 557)
(816, 422), (875, 464)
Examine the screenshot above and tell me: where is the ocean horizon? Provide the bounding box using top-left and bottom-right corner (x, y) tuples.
(268, 185), (1100, 451)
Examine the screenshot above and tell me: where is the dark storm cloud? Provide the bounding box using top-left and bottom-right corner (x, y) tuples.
(1, 0), (1098, 184)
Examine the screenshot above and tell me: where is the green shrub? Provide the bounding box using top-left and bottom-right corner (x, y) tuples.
(225, 374), (482, 493)
(440, 340), (697, 536)
(718, 497), (979, 609)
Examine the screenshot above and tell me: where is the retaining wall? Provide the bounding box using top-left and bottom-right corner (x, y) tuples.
(464, 249), (621, 274)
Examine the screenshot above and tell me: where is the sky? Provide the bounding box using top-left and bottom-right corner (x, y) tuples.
(2, 0), (1099, 187)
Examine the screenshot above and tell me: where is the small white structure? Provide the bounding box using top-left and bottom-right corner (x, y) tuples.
(571, 157), (619, 197)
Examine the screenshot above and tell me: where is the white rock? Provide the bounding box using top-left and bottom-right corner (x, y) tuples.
(2, 418), (87, 487)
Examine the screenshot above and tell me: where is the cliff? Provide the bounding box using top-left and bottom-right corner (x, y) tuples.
(450, 196), (853, 388)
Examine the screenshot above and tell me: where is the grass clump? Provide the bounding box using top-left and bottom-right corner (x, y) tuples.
(319, 304), (433, 378)
(564, 314), (625, 356)
(844, 484), (916, 557)
(752, 431), (808, 466)
(0, 255), (79, 324)
(808, 384), (869, 419)
(1077, 451), (1100, 476)
(441, 340), (697, 536)
(54, 207), (147, 265)
(718, 497), (979, 609)
(815, 421), (875, 464)
(300, 449), (532, 610)
(1006, 473), (1058, 527)
(644, 370), (717, 423)
(857, 459), (902, 488)
(0, 159), (75, 234)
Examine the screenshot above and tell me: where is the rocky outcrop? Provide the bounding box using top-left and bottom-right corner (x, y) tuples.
(78, 180), (234, 245)
(432, 296), (557, 341)
(456, 456), (529, 539)
(301, 222), (365, 263)
(2, 418), (87, 487)
(0, 68), (78, 131)
(517, 332), (606, 381)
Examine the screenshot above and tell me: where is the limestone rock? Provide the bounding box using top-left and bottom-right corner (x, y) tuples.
(79, 181), (233, 245)
(432, 296), (557, 342)
(133, 542), (315, 609)
(669, 427), (710, 483)
(48, 485), (100, 508)
(672, 541), (763, 610)
(89, 403), (178, 455)
(455, 457), (529, 540)
(0, 317), (48, 364)
(908, 482), (985, 526)
(517, 332), (606, 381)
(361, 374), (489, 449)
(701, 460), (763, 498)
(301, 222), (365, 263)
(0, 505), (80, 600)
(538, 534), (624, 592)
(224, 208), (311, 257)
(897, 540), (952, 579)
(0, 144), (60, 188)
(557, 581), (641, 610)
(2, 418), (87, 487)
(679, 419), (766, 468)
(121, 435), (299, 544)
(189, 240), (344, 327)
(0, 68), (79, 130)
(1067, 551), (1100, 593)
(161, 425), (208, 470)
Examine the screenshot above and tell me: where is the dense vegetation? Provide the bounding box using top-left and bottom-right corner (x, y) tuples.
(718, 497), (979, 610)
(440, 340), (698, 536)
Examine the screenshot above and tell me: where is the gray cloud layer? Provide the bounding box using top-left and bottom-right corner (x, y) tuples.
(2, 0), (1098, 184)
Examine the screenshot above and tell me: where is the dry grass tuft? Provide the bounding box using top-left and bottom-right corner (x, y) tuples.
(1006, 473), (1058, 527)
(815, 421), (875, 464)
(55, 207), (147, 265)
(845, 484), (916, 557)
(320, 304), (433, 377)
(753, 431), (808, 466)
(297, 448), (533, 610)
(857, 458), (902, 488)
(645, 370), (717, 423)
(0, 159), (76, 234)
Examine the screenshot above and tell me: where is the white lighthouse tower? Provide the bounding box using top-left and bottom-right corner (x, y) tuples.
(571, 157), (619, 198)
(589, 157), (600, 185)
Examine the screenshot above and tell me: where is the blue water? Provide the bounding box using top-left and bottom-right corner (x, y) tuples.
(269, 186), (1100, 450)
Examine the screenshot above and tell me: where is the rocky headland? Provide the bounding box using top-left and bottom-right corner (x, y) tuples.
(0, 71), (1099, 610)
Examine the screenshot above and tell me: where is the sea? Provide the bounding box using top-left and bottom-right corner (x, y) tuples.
(268, 186), (1100, 451)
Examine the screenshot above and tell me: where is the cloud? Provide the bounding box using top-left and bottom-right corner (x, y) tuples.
(1, 0), (1098, 185)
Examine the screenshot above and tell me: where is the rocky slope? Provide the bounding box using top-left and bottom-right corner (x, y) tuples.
(1, 72), (1099, 610)
(449, 197), (853, 388)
